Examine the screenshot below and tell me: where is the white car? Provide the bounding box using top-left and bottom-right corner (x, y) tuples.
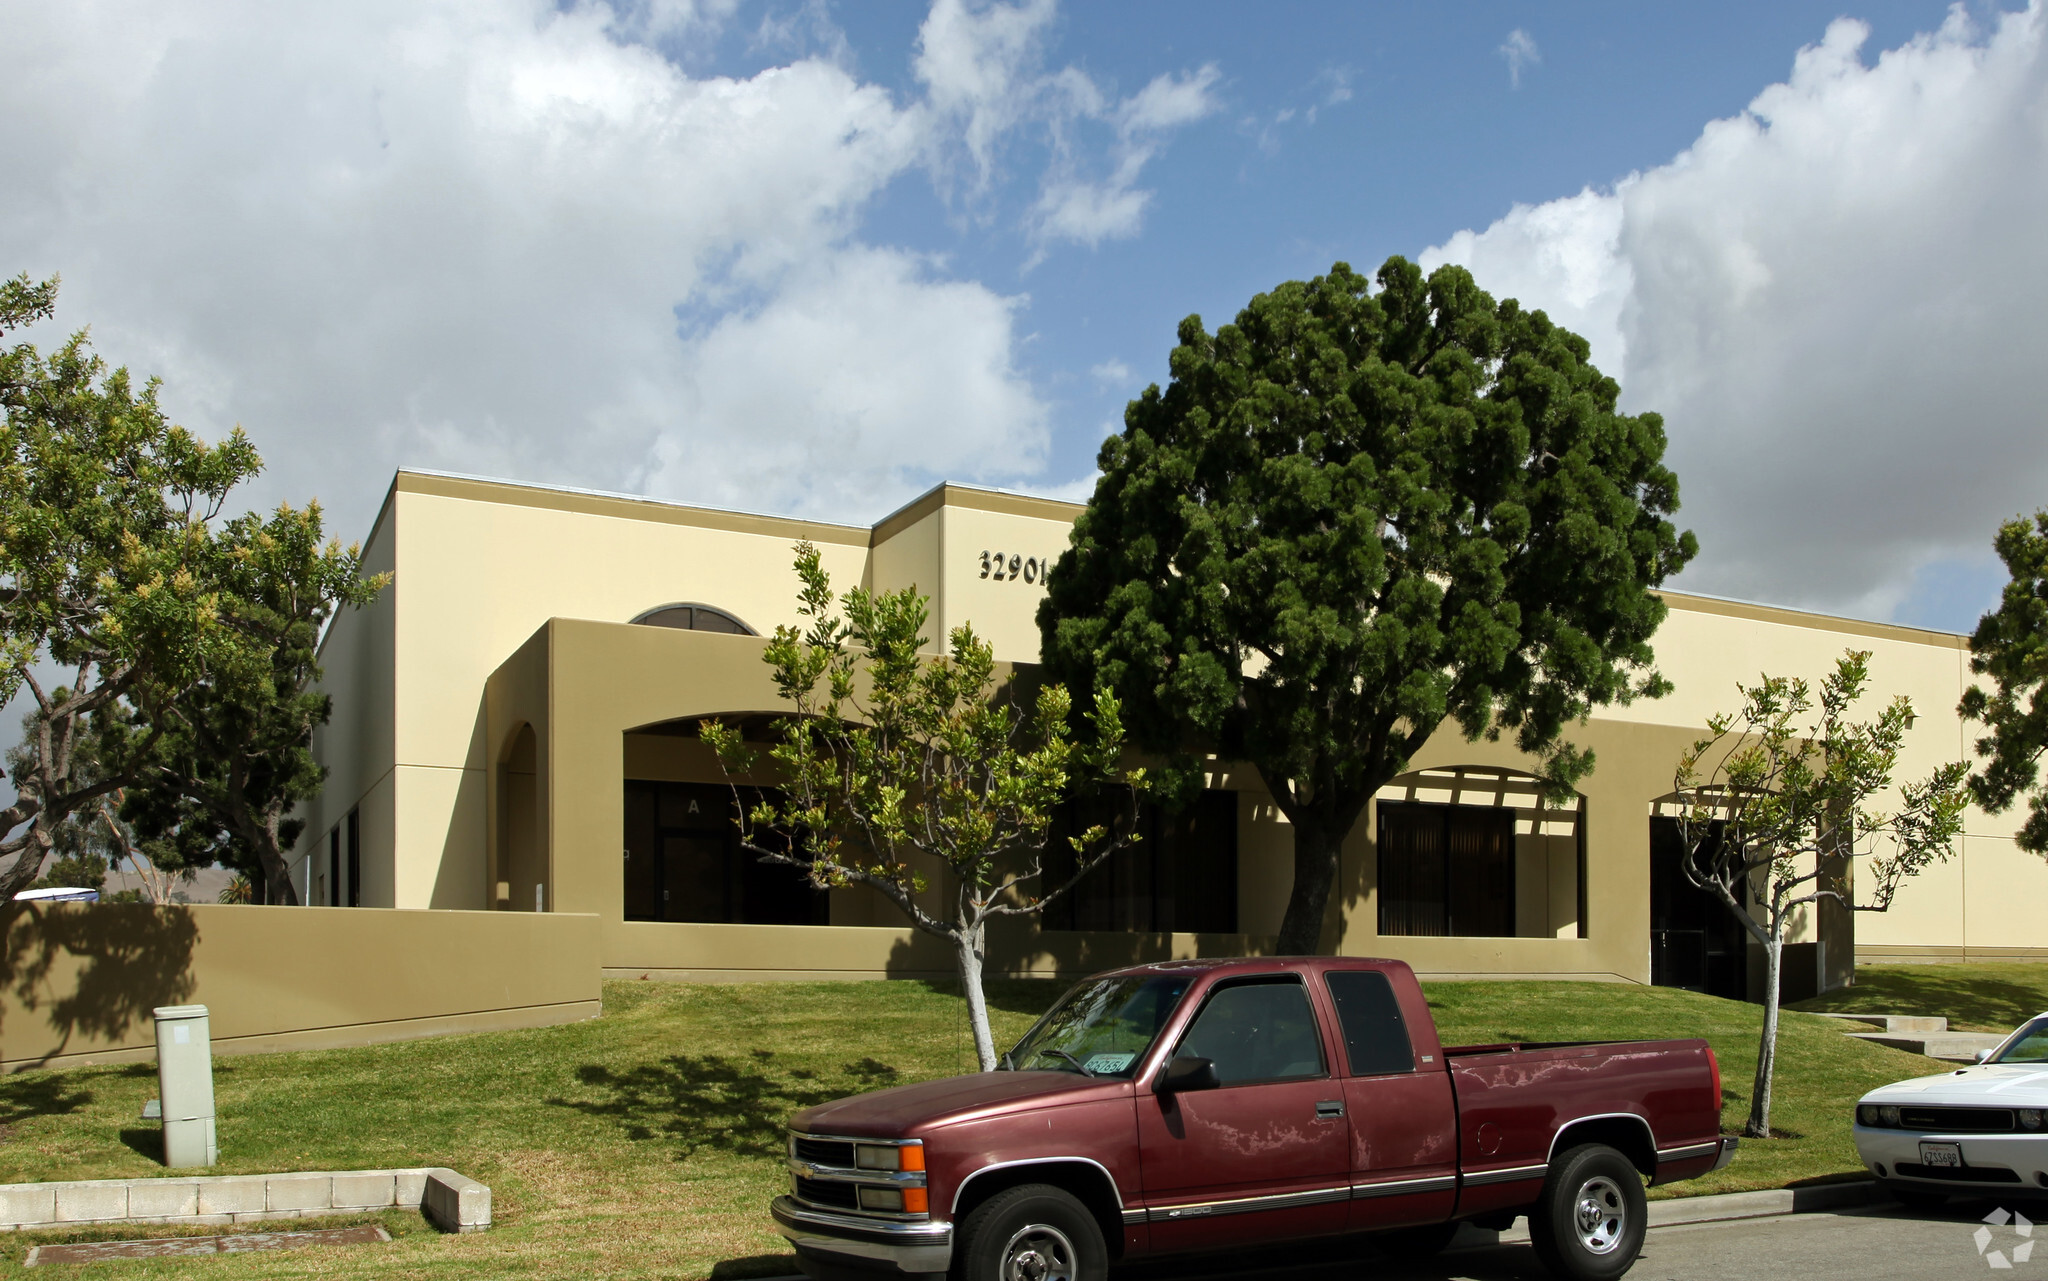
(1854, 1012), (2048, 1205)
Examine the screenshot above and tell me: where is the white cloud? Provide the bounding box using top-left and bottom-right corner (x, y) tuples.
(1500, 29), (1540, 89)
(0, 0), (1112, 535)
(1425, 4), (2048, 620)
(1089, 358), (1132, 387)
(912, 1), (1217, 254)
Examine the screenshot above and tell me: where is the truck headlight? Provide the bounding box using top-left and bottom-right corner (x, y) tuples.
(2020, 1109), (2043, 1131)
(857, 1187), (905, 1212)
(855, 1143), (925, 1171)
(1879, 1106), (1902, 1126)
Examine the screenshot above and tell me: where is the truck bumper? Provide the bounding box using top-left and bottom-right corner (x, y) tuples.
(771, 1196), (953, 1276)
(1710, 1136), (1739, 1172)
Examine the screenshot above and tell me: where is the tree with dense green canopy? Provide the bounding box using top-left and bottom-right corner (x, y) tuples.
(0, 272), (383, 905)
(1038, 257), (1697, 954)
(1961, 510), (2048, 856)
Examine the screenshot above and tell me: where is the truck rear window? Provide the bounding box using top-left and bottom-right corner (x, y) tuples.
(1324, 970), (1417, 1076)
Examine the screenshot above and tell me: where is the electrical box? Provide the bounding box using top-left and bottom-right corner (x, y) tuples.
(153, 1004), (217, 1167)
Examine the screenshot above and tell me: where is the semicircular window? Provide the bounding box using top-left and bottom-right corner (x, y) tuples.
(631, 603), (757, 635)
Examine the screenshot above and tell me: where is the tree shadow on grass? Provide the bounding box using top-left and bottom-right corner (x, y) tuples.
(549, 1051), (901, 1160)
(0, 1070), (93, 1130)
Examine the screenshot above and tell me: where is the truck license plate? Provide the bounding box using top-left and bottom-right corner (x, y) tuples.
(1920, 1142), (1963, 1168)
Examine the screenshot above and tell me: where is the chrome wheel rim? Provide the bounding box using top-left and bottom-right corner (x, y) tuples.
(1000, 1222), (1077, 1281)
(1573, 1175), (1628, 1255)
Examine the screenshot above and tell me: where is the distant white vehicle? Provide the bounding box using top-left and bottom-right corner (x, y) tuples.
(1855, 1013), (2048, 1205)
(10, 887), (100, 903)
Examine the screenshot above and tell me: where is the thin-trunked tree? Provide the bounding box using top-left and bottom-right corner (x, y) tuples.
(1671, 650), (1967, 1138)
(702, 542), (1142, 1071)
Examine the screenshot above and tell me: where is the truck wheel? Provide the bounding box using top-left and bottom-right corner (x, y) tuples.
(1527, 1144), (1647, 1281)
(954, 1183), (1106, 1281)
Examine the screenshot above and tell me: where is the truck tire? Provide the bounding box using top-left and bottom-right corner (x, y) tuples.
(953, 1183), (1106, 1281)
(1527, 1143), (1647, 1281)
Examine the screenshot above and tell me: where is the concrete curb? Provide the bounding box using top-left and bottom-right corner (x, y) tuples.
(741, 1181), (1888, 1279)
(1452, 1179), (1883, 1248)
(0, 1167), (491, 1235)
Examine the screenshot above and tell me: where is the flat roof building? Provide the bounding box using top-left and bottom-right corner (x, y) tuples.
(295, 469), (2046, 994)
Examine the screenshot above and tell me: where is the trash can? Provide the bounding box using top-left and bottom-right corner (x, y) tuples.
(153, 1004), (217, 1167)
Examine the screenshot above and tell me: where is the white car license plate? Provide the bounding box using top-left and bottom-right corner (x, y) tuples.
(1920, 1142), (1963, 1169)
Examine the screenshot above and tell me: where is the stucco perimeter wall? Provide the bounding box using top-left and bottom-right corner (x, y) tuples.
(0, 903), (600, 1074)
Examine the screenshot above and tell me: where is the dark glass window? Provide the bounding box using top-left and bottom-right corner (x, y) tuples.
(1041, 789), (1237, 933)
(345, 808), (361, 908)
(1175, 979), (1325, 1085)
(1377, 801), (1514, 937)
(622, 781), (826, 924)
(1649, 816), (1749, 1000)
(631, 604), (755, 635)
(1324, 970), (1416, 1076)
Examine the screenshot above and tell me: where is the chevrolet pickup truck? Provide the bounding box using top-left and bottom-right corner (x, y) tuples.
(773, 957), (1735, 1281)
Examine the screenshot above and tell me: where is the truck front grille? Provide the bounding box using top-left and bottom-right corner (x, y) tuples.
(793, 1175), (861, 1210)
(793, 1136), (857, 1168)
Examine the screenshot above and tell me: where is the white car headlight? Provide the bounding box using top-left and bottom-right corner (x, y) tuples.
(1879, 1105), (1902, 1126)
(2020, 1108), (2043, 1131)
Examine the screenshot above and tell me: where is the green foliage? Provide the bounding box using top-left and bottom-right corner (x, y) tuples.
(0, 272), (385, 905)
(1672, 649), (1969, 1137)
(100, 500), (386, 902)
(1960, 510), (2048, 855)
(1039, 256), (1694, 952)
(703, 541), (1141, 1068)
(0, 272), (263, 899)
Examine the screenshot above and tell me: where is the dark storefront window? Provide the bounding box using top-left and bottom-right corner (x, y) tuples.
(1041, 789), (1238, 934)
(1649, 816), (1749, 1000)
(1377, 801), (1515, 937)
(622, 781), (827, 925)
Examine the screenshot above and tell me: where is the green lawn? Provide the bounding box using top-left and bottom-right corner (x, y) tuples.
(0, 976), (1952, 1279)
(1789, 962), (2048, 1034)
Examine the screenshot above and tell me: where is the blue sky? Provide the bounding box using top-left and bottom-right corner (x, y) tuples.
(3, 0), (2042, 632)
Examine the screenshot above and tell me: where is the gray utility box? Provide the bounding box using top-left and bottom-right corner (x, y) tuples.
(153, 1004), (217, 1168)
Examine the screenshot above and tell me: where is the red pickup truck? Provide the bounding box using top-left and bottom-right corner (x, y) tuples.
(772, 957), (1734, 1281)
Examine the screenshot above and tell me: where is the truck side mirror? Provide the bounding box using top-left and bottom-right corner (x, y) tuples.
(1156, 1056), (1220, 1094)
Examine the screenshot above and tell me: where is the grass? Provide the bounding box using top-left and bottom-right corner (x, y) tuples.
(0, 973), (1961, 1279)
(1789, 962), (2048, 1033)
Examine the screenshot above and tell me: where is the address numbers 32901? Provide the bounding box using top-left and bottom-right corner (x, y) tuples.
(980, 551), (1054, 584)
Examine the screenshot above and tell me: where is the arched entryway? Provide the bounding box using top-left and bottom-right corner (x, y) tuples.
(496, 724), (545, 911)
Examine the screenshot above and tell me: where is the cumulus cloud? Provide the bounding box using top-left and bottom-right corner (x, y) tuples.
(0, 0), (1214, 541)
(1426, 4), (2048, 620)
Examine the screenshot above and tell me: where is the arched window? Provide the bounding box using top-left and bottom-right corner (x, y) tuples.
(630, 603), (757, 635)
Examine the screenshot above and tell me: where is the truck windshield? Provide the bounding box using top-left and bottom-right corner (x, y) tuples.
(1006, 974), (1193, 1078)
(1992, 1017), (2048, 1063)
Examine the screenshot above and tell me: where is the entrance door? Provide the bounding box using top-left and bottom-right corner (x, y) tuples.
(1649, 817), (1749, 1000)
(1138, 977), (1351, 1252)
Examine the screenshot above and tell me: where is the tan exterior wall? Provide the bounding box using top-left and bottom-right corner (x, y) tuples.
(0, 903), (600, 1074)
(302, 469), (2048, 986)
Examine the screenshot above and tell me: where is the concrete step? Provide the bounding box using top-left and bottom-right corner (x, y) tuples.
(1848, 1030), (2004, 1061)
(1810, 1012), (1948, 1034)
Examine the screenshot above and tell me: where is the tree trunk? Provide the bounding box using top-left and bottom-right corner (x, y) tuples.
(954, 924), (999, 1072)
(1746, 933), (1783, 1138)
(250, 824), (301, 907)
(1275, 814), (1343, 956)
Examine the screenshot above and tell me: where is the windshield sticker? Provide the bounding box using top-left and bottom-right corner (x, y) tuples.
(1085, 1053), (1136, 1074)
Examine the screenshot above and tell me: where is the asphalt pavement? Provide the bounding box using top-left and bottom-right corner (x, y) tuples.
(1128, 1199), (2043, 1280)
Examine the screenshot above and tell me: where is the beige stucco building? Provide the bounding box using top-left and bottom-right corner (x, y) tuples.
(293, 469), (2048, 993)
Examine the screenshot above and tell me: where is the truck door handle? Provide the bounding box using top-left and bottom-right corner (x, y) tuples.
(1316, 1100), (1344, 1120)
